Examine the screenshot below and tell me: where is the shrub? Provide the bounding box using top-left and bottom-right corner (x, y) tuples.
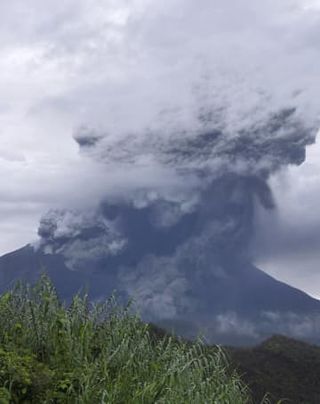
(0, 275), (251, 403)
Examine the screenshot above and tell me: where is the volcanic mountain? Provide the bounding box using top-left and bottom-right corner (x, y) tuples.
(0, 202), (319, 346)
(1, 108), (320, 345)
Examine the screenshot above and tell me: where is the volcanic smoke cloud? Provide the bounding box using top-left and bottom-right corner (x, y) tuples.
(34, 0), (320, 342)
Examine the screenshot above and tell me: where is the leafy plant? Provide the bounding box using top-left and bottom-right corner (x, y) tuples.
(0, 275), (252, 403)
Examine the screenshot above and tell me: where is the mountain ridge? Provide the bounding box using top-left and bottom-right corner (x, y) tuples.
(0, 244), (319, 345)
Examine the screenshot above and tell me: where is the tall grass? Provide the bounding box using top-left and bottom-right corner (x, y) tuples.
(0, 275), (252, 403)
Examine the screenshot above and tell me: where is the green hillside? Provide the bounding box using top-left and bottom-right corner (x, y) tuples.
(0, 276), (251, 403)
(229, 335), (320, 403)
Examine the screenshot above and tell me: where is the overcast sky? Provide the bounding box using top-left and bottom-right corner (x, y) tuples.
(254, 136), (320, 299)
(0, 0), (320, 296)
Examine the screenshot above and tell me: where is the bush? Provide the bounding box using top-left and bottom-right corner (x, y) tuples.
(0, 275), (251, 403)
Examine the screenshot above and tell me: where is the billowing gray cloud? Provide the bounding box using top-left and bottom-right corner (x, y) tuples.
(0, 0), (320, 342)
(75, 107), (315, 175)
(36, 209), (127, 270)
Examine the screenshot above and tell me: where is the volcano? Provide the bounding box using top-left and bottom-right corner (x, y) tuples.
(1, 109), (319, 345)
(0, 240), (319, 346)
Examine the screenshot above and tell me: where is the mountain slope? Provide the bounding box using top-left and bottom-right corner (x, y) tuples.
(0, 245), (319, 345)
(229, 335), (320, 403)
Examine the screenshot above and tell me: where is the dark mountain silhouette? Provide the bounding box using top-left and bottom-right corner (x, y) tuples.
(229, 335), (320, 403)
(0, 244), (319, 345)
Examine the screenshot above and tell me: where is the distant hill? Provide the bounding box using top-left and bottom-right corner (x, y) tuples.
(229, 335), (320, 403)
(146, 325), (320, 402)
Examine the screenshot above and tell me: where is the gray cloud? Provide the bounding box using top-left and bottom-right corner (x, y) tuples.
(36, 209), (127, 271)
(0, 0), (320, 342)
(251, 137), (320, 298)
(203, 311), (320, 345)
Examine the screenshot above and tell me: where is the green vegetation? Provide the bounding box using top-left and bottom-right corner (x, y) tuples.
(229, 335), (320, 404)
(0, 275), (252, 403)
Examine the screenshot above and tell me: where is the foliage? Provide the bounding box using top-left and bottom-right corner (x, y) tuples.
(229, 335), (320, 404)
(0, 275), (252, 403)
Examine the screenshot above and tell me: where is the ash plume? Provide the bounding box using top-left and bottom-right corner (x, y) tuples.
(31, 0), (320, 342)
(36, 105), (319, 343)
